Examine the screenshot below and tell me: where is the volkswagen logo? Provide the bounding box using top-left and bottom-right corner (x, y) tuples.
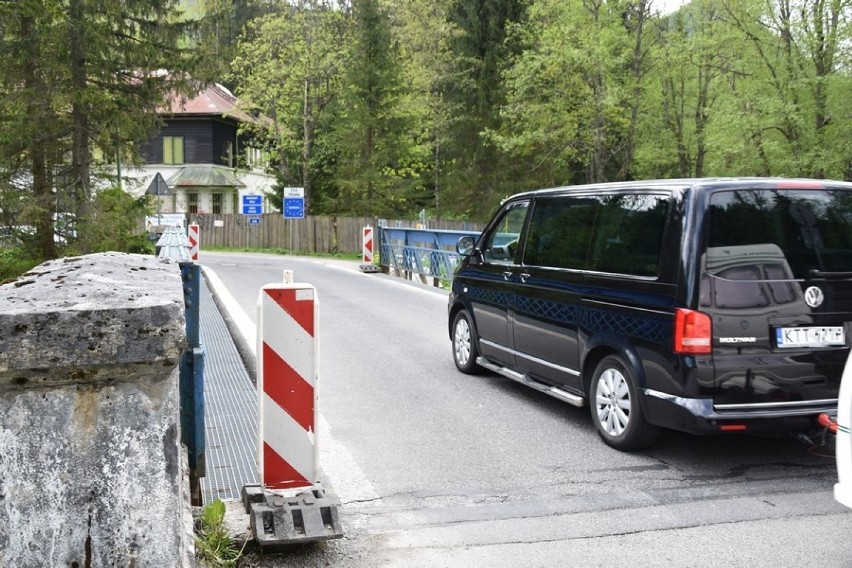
(804, 286), (825, 308)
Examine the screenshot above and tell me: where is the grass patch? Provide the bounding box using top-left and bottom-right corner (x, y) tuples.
(203, 245), (362, 261)
(195, 499), (246, 567)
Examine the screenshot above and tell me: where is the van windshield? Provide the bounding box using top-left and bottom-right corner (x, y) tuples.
(706, 189), (852, 280)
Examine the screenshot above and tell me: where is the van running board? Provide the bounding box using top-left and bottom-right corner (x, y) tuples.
(476, 357), (586, 407)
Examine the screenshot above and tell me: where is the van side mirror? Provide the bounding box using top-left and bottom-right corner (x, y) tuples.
(457, 235), (476, 256)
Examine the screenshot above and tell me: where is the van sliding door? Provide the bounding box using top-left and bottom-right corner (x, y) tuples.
(512, 196), (596, 390)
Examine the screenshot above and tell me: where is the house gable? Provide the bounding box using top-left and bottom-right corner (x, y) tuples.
(139, 117), (240, 167)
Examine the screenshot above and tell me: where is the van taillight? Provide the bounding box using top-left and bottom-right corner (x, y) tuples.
(674, 308), (712, 354)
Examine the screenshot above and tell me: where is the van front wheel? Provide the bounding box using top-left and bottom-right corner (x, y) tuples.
(590, 355), (660, 451)
(452, 310), (483, 374)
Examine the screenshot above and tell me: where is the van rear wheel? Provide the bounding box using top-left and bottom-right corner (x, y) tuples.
(452, 310), (483, 374)
(590, 355), (660, 451)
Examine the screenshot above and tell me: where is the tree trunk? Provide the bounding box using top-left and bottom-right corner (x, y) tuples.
(69, 0), (92, 253)
(22, 13), (56, 259)
(303, 78), (313, 212)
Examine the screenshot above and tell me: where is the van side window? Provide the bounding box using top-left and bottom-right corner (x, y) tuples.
(481, 201), (528, 264)
(523, 193), (668, 274)
(523, 197), (597, 269)
(588, 194), (669, 277)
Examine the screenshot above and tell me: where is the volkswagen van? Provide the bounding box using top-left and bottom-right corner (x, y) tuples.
(448, 178), (852, 450)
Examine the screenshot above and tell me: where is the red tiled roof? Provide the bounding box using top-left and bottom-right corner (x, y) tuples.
(163, 83), (253, 122)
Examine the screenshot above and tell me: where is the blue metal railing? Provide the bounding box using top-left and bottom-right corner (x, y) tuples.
(379, 226), (480, 283)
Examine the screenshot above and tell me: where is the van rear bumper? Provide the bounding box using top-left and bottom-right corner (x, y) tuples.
(642, 388), (837, 434)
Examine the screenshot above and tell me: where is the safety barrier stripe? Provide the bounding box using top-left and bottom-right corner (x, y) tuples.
(262, 343), (314, 432)
(262, 292), (315, 389)
(258, 284), (318, 493)
(188, 224), (199, 262)
(262, 393), (315, 489)
(363, 226), (374, 264)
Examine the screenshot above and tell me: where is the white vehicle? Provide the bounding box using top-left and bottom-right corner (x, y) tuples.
(834, 354), (852, 509)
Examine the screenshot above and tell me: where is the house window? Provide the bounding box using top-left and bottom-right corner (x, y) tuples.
(164, 136), (184, 165)
(212, 193), (222, 214)
(246, 147), (269, 169)
(225, 141), (233, 168)
(188, 192), (198, 214)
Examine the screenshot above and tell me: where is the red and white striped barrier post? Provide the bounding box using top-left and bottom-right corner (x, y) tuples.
(188, 224), (200, 262)
(256, 270), (318, 493)
(362, 226), (374, 264)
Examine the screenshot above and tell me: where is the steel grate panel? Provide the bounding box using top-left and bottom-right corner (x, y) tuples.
(199, 280), (258, 504)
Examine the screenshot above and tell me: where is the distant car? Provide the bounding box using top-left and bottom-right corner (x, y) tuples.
(449, 178), (852, 450)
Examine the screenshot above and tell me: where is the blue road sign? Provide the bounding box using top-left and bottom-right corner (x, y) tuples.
(249, 217), (261, 225)
(242, 194), (263, 215)
(284, 197), (305, 219)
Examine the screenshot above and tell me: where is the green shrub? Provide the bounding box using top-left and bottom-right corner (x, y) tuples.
(0, 247), (41, 284)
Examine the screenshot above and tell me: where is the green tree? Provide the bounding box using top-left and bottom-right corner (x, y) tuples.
(185, 0), (275, 90)
(230, 1), (348, 213)
(492, 0), (652, 188)
(0, 0), (207, 260)
(0, 0), (66, 259)
(444, 0), (526, 218)
(87, 187), (153, 254)
(332, 0), (418, 216)
(389, 0), (461, 220)
(719, 0), (852, 178)
(635, 0), (733, 178)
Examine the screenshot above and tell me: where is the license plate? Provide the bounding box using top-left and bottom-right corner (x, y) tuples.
(776, 326), (846, 348)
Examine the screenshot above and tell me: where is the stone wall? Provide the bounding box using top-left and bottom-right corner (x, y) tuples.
(0, 252), (192, 567)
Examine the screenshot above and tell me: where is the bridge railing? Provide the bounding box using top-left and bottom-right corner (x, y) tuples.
(378, 226), (481, 286)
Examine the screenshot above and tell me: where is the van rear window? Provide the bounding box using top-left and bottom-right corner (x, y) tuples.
(707, 189), (852, 279)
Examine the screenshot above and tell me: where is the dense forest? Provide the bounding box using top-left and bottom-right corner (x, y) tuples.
(2, 0), (852, 266)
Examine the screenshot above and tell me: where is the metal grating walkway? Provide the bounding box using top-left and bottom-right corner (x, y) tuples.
(199, 279), (258, 504)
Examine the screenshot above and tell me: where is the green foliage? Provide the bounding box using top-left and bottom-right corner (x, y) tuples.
(68, 187), (154, 256)
(230, 2), (349, 215)
(0, 247), (42, 284)
(5, 0), (852, 246)
(0, 0), (211, 261)
(331, 0), (424, 217)
(195, 499), (245, 568)
(442, 0), (528, 218)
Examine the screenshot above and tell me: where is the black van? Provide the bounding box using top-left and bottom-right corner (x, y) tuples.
(448, 178), (852, 450)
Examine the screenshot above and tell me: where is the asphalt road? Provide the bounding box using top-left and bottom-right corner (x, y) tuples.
(201, 250), (852, 567)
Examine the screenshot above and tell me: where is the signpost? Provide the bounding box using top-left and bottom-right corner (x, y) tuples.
(282, 188), (305, 252)
(242, 194), (264, 216)
(144, 173), (171, 227)
(283, 187), (305, 219)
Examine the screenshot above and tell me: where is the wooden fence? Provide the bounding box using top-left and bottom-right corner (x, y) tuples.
(188, 213), (481, 254)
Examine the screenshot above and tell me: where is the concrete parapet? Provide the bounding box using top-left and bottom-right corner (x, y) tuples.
(0, 252), (192, 567)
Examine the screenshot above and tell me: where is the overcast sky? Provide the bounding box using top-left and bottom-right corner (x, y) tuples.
(654, 0), (686, 15)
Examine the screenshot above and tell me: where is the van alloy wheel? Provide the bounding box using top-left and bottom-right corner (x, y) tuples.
(454, 318), (471, 366)
(595, 367), (631, 436)
(589, 355), (660, 451)
(452, 310), (482, 375)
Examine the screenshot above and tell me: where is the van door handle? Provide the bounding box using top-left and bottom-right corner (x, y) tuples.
(502, 271), (514, 281)
(520, 272), (530, 283)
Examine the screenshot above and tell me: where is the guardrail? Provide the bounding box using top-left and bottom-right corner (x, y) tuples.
(378, 226), (480, 286)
